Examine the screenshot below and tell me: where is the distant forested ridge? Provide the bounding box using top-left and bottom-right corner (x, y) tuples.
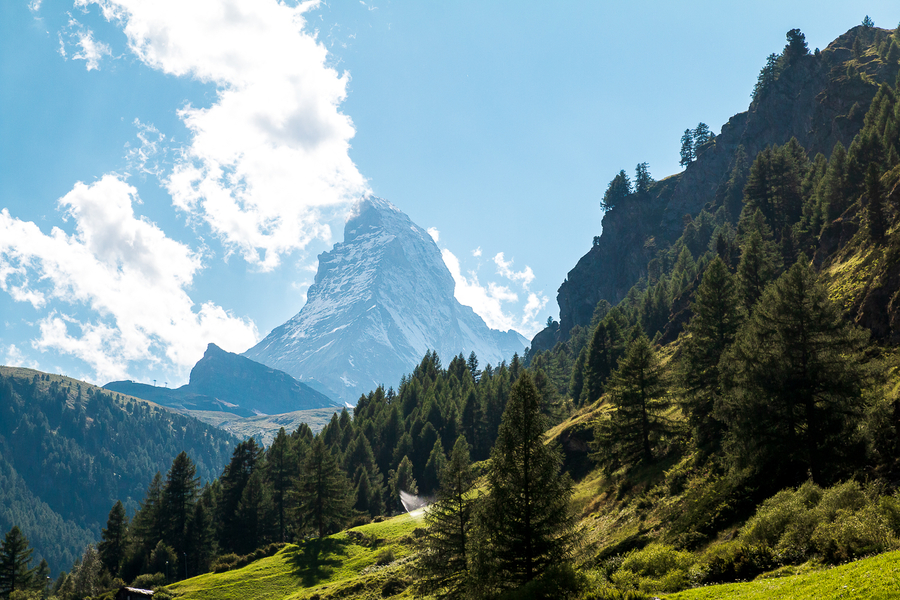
(0, 367), (237, 575)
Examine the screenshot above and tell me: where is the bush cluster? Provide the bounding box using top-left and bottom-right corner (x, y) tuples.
(209, 543), (286, 573)
(598, 482), (900, 596)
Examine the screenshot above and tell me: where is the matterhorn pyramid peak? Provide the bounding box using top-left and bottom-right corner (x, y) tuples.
(244, 197), (527, 404)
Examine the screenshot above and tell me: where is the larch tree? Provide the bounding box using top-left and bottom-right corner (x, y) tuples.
(482, 372), (578, 588)
(294, 436), (352, 538)
(0, 526), (36, 597)
(678, 257), (742, 452)
(719, 261), (871, 485)
(593, 335), (672, 471)
(162, 451), (200, 558)
(416, 436), (478, 599)
(98, 500), (128, 577)
(265, 427), (298, 542)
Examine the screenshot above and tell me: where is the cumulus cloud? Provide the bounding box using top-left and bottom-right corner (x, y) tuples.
(3, 344), (40, 370)
(427, 227), (440, 242)
(28, 1), (42, 14)
(493, 252), (535, 289)
(81, 0), (368, 270)
(472, 247), (482, 258)
(441, 249), (548, 337)
(59, 15), (111, 70)
(0, 176), (259, 382)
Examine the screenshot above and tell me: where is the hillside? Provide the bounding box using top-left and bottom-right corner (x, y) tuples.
(0, 366), (238, 575)
(540, 23), (900, 348)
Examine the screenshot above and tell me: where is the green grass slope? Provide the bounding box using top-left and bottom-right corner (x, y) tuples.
(170, 510), (425, 600)
(664, 550), (900, 599)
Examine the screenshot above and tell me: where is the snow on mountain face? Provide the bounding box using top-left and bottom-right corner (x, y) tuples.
(243, 196), (528, 405)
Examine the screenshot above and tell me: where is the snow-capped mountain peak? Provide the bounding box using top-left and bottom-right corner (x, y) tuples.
(243, 196), (528, 404)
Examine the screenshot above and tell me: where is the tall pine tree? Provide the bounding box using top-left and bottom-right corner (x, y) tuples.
(416, 437), (478, 599)
(482, 372), (577, 588)
(720, 261), (871, 485)
(294, 437), (352, 538)
(593, 335), (672, 471)
(678, 257), (741, 452)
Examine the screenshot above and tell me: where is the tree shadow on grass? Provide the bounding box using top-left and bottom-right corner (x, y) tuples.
(287, 537), (351, 587)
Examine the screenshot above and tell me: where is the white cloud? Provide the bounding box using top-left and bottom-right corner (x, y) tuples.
(59, 15), (111, 71)
(441, 248), (548, 337)
(28, 1), (42, 14)
(472, 247), (482, 258)
(427, 227), (440, 242)
(0, 176), (259, 383)
(493, 252), (535, 289)
(3, 344), (40, 369)
(83, 0), (369, 270)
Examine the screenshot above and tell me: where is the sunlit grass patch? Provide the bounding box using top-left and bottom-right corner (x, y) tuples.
(663, 549), (900, 599)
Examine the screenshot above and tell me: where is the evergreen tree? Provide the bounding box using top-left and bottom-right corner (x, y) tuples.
(483, 372), (578, 587)
(162, 451), (200, 557)
(185, 496), (215, 578)
(818, 142), (850, 222)
(416, 437), (477, 599)
(719, 261), (871, 485)
(736, 210), (781, 314)
(217, 439), (263, 553)
(466, 352), (481, 383)
(784, 29), (809, 63)
(569, 347), (588, 407)
(294, 437), (352, 538)
(722, 146), (749, 220)
(421, 439), (447, 496)
(593, 335), (672, 470)
(752, 53), (780, 102)
(678, 258), (741, 451)
(265, 428), (298, 542)
(132, 472), (165, 557)
(388, 455), (418, 512)
(600, 170), (632, 211)
(235, 469), (275, 554)
(635, 162), (652, 195)
(862, 15), (874, 28)
(692, 122), (713, 152)
(0, 527), (36, 597)
(98, 501), (128, 577)
(580, 314), (626, 405)
(70, 544), (101, 599)
(680, 129), (695, 167)
(866, 163), (887, 241)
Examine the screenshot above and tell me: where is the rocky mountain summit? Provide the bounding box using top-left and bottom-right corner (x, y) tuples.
(105, 343), (338, 417)
(541, 25), (897, 347)
(244, 196), (528, 404)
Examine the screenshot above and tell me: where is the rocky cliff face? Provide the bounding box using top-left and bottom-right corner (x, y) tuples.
(544, 26), (893, 346)
(244, 196), (528, 405)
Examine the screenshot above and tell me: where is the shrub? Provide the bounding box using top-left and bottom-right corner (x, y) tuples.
(497, 564), (585, 600)
(131, 572), (165, 589)
(699, 542), (777, 584)
(620, 543), (694, 578)
(375, 548), (395, 565)
(812, 505), (896, 562)
(814, 481), (867, 522)
(741, 485), (816, 549)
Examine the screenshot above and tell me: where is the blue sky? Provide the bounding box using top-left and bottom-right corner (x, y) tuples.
(1, 0), (897, 386)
